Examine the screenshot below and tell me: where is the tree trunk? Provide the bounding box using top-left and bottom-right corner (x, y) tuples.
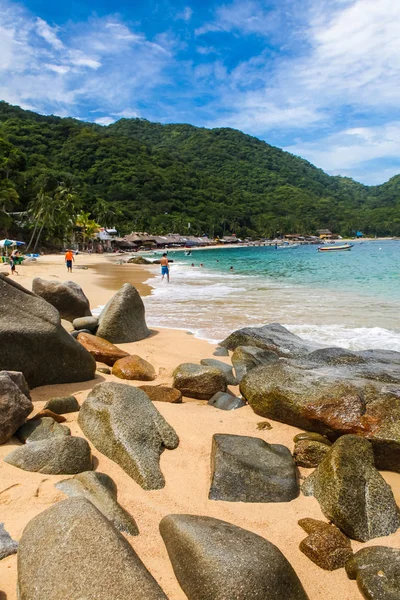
(33, 223), (45, 253)
(25, 221), (39, 252)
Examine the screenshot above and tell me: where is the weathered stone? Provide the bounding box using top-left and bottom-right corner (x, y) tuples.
(208, 392), (246, 410)
(0, 371), (33, 444)
(97, 283), (150, 343)
(257, 421), (273, 430)
(17, 497), (168, 600)
(32, 409), (66, 423)
(78, 382), (179, 489)
(302, 435), (400, 541)
(127, 256), (152, 264)
(16, 417), (71, 444)
(293, 432), (332, 445)
(213, 346), (229, 357)
(4, 435), (92, 474)
(220, 323), (322, 356)
(112, 355), (156, 381)
(298, 518), (353, 571)
(232, 345), (279, 382)
(97, 366), (111, 374)
(0, 523), (18, 560)
(44, 395), (80, 414)
(0, 275), (96, 388)
(173, 363), (227, 400)
(32, 277), (91, 322)
(160, 514), (309, 600)
(77, 332), (129, 366)
(209, 434), (299, 502)
(72, 316), (99, 332)
(139, 385), (182, 403)
(56, 471), (138, 535)
(346, 546), (400, 600)
(293, 439), (330, 468)
(3, 370), (31, 399)
(200, 358), (238, 385)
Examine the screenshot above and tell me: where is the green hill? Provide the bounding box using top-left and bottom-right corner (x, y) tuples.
(0, 100), (399, 241)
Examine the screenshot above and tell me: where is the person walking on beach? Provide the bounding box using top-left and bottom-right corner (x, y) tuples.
(65, 249), (74, 273)
(160, 252), (170, 282)
(9, 250), (19, 275)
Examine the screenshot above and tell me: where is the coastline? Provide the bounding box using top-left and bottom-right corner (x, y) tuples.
(1, 253), (400, 600)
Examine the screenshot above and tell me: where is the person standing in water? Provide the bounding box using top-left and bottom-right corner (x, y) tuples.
(65, 249), (74, 273)
(160, 252), (170, 282)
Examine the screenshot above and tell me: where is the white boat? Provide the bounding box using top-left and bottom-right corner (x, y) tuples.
(317, 244), (354, 252)
(276, 244), (299, 249)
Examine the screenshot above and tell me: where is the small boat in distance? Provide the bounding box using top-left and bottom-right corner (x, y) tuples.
(275, 243), (299, 249)
(318, 244), (354, 252)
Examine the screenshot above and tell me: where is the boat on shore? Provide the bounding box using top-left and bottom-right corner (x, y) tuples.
(318, 244), (354, 252)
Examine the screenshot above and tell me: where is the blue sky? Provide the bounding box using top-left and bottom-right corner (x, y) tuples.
(1, 0), (400, 185)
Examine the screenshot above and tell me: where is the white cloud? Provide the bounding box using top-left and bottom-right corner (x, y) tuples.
(175, 7), (193, 22)
(35, 17), (63, 49)
(196, 0), (277, 36)
(94, 116), (116, 126)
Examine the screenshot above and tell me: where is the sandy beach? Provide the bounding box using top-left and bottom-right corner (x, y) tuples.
(1, 253), (400, 600)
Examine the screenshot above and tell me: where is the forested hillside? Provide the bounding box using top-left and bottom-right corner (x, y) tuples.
(0, 100), (399, 243)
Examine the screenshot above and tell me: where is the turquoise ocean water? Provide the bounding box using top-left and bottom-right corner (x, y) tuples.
(144, 240), (400, 351)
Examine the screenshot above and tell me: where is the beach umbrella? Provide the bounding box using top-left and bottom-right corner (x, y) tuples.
(0, 239), (26, 247)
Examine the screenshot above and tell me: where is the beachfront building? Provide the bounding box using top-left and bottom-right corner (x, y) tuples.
(317, 229), (339, 240)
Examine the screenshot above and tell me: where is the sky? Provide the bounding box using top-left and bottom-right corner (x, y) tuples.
(1, 0), (400, 185)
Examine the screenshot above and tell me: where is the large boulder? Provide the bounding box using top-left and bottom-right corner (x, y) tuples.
(112, 355), (156, 381)
(32, 277), (91, 322)
(56, 471), (138, 535)
(173, 363), (227, 400)
(77, 332), (129, 366)
(96, 283), (150, 343)
(209, 434), (298, 502)
(16, 417), (70, 443)
(78, 382), (179, 489)
(200, 358), (238, 385)
(302, 435), (400, 542)
(0, 275), (96, 388)
(160, 514), (309, 600)
(17, 497), (168, 600)
(231, 345), (279, 382)
(240, 361), (400, 472)
(346, 546), (400, 600)
(220, 323), (322, 356)
(4, 435), (92, 474)
(0, 371), (33, 444)
(298, 518), (353, 571)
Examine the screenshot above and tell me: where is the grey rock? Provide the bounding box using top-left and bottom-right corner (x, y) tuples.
(293, 439), (330, 468)
(232, 345), (279, 382)
(302, 435), (400, 541)
(220, 323), (322, 356)
(173, 363), (227, 400)
(73, 316), (99, 332)
(17, 497), (168, 600)
(4, 435), (92, 474)
(56, 471), (138, 535)
(200, 358), (238, 385)
(346, 546), (400, 600)
(213, 346), (229, 357)
(32, 277), (91, 322)
(0, 523), (18, 560)
(208, 392), (246, 410)
(44, 395), (80, 414)
(209, 434), (299, 502)
(16, 417), (71, 443)
(97, 283), (150, 343)
(0, 371), (33, 443)
(4, 370), (31, 399)
(0, 275), (96, 388)
(160, 514), (309, 600)
(78, 382), (179, 489)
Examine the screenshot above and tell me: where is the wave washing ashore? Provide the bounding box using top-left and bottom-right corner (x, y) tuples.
(142, 240), (400, 351)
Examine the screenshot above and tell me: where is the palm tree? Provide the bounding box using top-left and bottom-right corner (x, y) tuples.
(76, 211), (100, 250)
(93, 198), (121, 229)
(0, 182), (19, 231)
(26, 188), (58, 252)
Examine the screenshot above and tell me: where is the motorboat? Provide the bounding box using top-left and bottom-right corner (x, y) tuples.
(318, 244), (354, 252)
(275, 243), (299, 249)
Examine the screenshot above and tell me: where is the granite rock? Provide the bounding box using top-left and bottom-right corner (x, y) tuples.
(298, 518), (353, 571)
(0, 371), (33, 444)
(293, 439), (330, 468)
(173, 363), (227, 400)
(112, 355), (156, 381)
(97, 283), (150, 343)
(209, 434), (299, 502)
(44, 395), (80, 414)
(17, 497), (168, 600)
(56, 471), (138, 535)
(0, 275), (96, 388)
(78, 382), (179, 489)
(73, 316), (99, 332)
(77, 332), (129, 366)
(16, 417), (71, 443)
(213, 346), (229, 357)
(302, 435), (400, 541)
(160, 514), (309, 600)
(200, 358), (238, 385)
(208, 391), (246, 410)
(139, 385), (182, 403)
(32, 277), (91, 322)
(0, 523), (18, 560)
(4, 435), (92, 474)
(293, 432), (332, 445)
(232, 345), (279, 382)
(346, 546), (400, 600)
